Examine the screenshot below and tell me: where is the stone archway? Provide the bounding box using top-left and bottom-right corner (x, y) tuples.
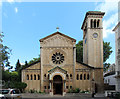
(53, 75), (63, 95)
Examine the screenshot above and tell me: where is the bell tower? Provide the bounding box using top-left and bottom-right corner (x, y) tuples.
(81, 11), (105, 68)
(81, 11), (105, 93)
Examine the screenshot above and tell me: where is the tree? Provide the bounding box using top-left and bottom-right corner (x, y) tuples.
(103, 41), (113, 63)
(15, 59), (21, 71)
(25, 61), (28, 66)
(76, 40), (113, 72)
(0, 32), (12, 69)
(103, 63), (110, 72)
(28, 55), (40, 65)
(76, 40), (113, 63)
(76, 40), (83, 63)
(4, 81), (27, 92)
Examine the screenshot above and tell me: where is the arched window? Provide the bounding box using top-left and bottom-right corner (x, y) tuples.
(91, 19), (93, 28)
(97, 20), (100, 27)
(27, 74), (29, 80)
(84, 74), (86, 80)
(34, 74), (36, 80)
(76, 74), (79, 80)
(44, 74), (46, 79)
(94, 20), (96, 28)
(31, 74), (33, 80)
(66, 74), (69, 79)
(87, 74), (89, 80)
(48, 74), (49, 79)
(70, 74), (72, 79)
(38, 74), (40, 80)
(80, 74), (82, 80)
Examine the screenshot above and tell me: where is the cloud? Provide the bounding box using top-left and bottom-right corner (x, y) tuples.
(7, 0), (15, 3)
(15, 7), (18, 13)
(103, 13), (118, 38)
(95, 1), (118, 38)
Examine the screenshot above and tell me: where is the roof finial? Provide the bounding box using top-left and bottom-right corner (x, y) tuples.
(56, 27), (59, 32)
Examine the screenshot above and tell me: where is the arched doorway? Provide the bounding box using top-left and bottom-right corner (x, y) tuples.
(53, 75), (63, 95)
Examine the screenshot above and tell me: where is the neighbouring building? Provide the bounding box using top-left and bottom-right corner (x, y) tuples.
(113, 22), (120, 92)
(104, 64), (116, 90)
(22, 11), (105, 95)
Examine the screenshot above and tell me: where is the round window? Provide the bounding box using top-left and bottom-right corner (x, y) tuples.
(52, 52), (64, 64)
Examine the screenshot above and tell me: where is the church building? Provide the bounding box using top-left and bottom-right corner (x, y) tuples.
(22, 11), (105, 95)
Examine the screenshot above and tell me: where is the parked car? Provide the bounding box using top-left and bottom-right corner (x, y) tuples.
(0, 89), (22, 99)
(0, 94), (6, 99)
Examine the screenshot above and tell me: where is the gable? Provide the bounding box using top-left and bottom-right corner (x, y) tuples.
(22, 61), (40, 70)
(76, 62), (94, 69)
(40, 32), (76, 47)
(48, 66), (67, 74)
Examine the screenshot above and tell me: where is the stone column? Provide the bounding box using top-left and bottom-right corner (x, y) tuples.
(49, 81), (53, 95)
(63, 80), (66, 96)
(92, 19), (94, 28)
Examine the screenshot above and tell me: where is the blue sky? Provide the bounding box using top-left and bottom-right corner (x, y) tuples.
(2, 1), (118, 69)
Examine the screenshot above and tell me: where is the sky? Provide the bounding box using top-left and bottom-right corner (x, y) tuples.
(1, 0), (119, 70)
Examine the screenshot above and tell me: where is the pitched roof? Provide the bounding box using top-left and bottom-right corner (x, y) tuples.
(21, 60), (40, 70)
(76, 61), (94, 69)
(48, 66), (67, 74)
(113, 22), (120, 31)
(39, 31), (76, 42)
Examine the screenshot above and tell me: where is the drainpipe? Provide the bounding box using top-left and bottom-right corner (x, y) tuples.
(73, 45), (76, 88)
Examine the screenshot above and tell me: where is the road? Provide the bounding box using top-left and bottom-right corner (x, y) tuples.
(22, 96), (109, 99)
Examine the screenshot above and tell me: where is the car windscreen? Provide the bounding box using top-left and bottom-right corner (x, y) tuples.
(12, 90), (20, 94)
(0, 90), (10, 94)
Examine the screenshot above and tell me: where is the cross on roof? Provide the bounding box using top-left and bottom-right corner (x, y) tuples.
(56, 27), (59, 32)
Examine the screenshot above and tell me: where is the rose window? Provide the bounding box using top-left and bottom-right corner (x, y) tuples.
(52, 52), (64, 64)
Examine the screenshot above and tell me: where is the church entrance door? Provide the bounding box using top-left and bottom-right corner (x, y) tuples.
(53, 75), (63, 95)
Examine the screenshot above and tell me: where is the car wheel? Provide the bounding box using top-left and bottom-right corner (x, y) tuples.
(1, 97), (6, 99)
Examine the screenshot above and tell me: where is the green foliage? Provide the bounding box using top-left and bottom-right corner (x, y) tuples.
(115, 93), (120, 99)
(28, 57), (40, 65)
(76, 40), (83, 62)
(4, 81), (27, 92)
(25, 61), (28, 66)
(67, 89), (74, 93)
(103, 63), (111, 72)
(67, 88), (80, 93)
(76, 40), (113, 63)
(103, 41), (113, 63)
(2, 70), (11, 82)
(2, 70), (19, 82)
(0, 32), (12, 68)
(29, 89), (37, 93)
(80, 90), (89, 93)
(74, 88), (80, 93)
(15, 59), (21, 71)
(76, 40), (113, 72)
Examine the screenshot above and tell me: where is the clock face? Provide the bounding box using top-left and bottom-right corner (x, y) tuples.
(93, 33), (98, 38)
(52, 52), (64, 64)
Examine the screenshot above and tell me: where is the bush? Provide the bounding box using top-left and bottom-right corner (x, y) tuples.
(67, 89), (74, 93)
(115, 93), (120, 99)
(29, 89), (35, 93)
(4, 81), (27, 92)
(74, 88), (80, 93)
(67, 88), (80, 93)
(80, 90), (89, 93)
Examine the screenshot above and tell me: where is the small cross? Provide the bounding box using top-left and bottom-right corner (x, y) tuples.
(56, 27), (59, 32)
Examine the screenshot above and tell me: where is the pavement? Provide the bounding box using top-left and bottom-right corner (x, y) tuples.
(21, 93), (111, 99)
